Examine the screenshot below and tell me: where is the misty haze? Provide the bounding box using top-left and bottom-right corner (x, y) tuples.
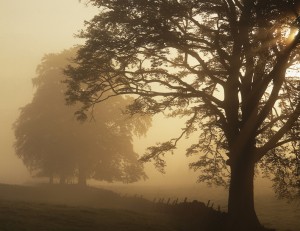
(1, 1), (300, 231)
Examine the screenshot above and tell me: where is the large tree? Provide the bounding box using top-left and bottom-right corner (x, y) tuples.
(65, 1), (300, 230)
(14, 48), (150, 186)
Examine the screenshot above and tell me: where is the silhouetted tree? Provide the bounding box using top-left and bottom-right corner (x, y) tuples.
(14, 48), (150, 186)
(65, 1), (300, 230)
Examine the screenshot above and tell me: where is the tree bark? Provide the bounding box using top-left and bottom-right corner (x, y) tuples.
(227, 155), (263, 231)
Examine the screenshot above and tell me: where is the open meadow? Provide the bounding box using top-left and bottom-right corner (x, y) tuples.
(0, 184), (226, 231)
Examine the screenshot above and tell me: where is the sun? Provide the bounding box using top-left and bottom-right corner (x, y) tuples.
(281, 25), (299, 44)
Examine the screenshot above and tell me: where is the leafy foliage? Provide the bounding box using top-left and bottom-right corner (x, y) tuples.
(66, 0), (300, 197)
(64, 1), (300, 229)
(13, 48), (151, 184)
(65, 1), (300, 197)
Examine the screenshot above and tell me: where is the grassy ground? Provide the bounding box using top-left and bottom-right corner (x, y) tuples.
(0, 200), (176, 231)
(0, 184), (227, 231)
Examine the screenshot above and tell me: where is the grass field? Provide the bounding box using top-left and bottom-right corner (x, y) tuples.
(0, 200), (176, 231)
(0, 184), (226, 231)
(0, 184), (298, 230)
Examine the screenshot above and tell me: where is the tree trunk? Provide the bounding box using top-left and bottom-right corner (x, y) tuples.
(59, 175), (66, 185)
(49, 174), (54, 184)
(78, 168), (87, 187)
(227, 157), (263, 231)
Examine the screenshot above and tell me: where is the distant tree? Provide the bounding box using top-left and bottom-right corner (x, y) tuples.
(65, 1), (300, 230)
(13, 48), (150, 186)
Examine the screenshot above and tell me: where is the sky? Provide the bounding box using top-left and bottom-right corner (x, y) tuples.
(0, 0), (201, 185)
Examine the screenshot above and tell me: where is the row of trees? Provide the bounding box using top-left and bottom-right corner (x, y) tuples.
(64, 0), (300, 230)
(13, 48), (151, 186)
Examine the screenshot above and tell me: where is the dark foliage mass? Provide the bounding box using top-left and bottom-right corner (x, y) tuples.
(13, 48), (151, 185)
(65, 0), (300, 230)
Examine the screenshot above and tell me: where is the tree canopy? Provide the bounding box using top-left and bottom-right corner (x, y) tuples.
(14, 48), (151, 185)
(65, 0), (300, 230)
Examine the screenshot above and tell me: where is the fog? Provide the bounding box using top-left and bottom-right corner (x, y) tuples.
(0, 1), (299, 230)
(0, 0), (206, 187)
(0, 0), (280, 196)
(0, 0), (97, 184)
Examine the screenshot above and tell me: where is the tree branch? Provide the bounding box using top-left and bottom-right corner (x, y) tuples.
(255, 101), (300, 162)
